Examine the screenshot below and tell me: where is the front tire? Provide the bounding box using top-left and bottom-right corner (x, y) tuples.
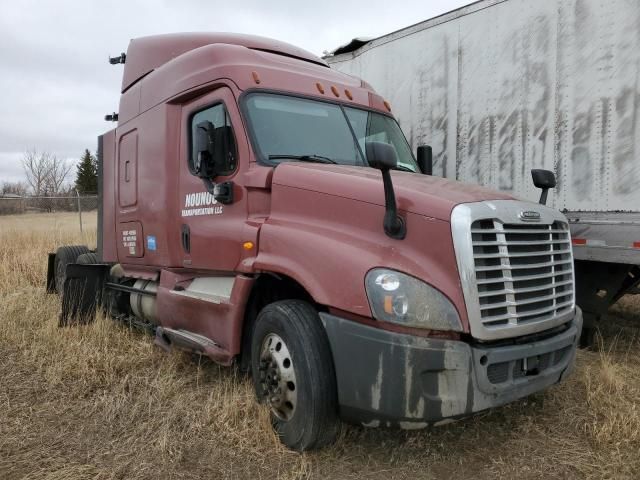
(250, 300), (339, 451)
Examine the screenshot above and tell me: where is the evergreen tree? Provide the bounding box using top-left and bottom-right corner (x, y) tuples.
(75, 149), (98, 193)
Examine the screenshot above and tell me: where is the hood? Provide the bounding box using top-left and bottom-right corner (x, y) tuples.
(271, 163), (514, 221)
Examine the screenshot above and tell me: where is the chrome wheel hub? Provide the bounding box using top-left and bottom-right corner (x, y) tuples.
(259, 333), (297, 421)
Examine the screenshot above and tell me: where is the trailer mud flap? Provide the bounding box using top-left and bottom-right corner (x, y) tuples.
(60, 264), (109, 326)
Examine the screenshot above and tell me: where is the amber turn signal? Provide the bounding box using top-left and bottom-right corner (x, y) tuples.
(383, 295), (393, 314)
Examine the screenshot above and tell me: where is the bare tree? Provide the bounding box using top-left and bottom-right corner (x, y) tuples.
(21, 150), (72, 195)
(1, 181), (28, 196)
(22, 150), (51, 195)
(45, 155), (74, 194)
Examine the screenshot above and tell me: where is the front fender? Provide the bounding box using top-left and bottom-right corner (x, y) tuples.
(253, 184), (468, 329)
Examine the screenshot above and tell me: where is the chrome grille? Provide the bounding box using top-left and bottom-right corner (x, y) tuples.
(471, 220), (574, 330)
(451, 200), (576, 340)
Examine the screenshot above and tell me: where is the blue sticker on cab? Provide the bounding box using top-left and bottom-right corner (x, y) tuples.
(147, 235), (157, 251)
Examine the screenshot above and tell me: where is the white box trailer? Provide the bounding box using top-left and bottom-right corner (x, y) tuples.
(327, 0), (640, 340)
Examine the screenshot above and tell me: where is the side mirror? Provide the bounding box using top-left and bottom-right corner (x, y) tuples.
(531, 169), (556, 205)
(194, 121), (216, 178)
(416, 145), (433, 175)
(194, 121), (234, 204)
(366, 142), (405, 240)
(366, 141), (398, 171)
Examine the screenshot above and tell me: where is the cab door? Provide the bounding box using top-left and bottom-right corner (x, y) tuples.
(178, 86), (249, 272)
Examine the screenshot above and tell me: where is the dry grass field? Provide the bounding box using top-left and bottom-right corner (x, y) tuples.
(1, 212), (639, 479)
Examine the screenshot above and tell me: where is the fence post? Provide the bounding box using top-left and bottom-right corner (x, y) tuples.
(76, 190), (83, 232)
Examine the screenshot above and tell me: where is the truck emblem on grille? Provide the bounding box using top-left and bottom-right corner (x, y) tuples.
(519, 210), (541, 222)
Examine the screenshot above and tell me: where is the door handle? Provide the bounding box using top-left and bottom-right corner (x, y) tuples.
(181, 224), (190, 253)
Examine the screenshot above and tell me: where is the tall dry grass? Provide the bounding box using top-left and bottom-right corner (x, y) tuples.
(1, 212), (639, 479)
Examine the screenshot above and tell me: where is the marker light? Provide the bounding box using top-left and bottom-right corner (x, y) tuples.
(384, 295), (393, 314)
(243, 241), (254, 250)
(251, 71), (261, 84)
(316, 82), (325, 94)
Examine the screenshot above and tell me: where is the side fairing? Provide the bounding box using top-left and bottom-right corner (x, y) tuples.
(100, 129), (118, 263)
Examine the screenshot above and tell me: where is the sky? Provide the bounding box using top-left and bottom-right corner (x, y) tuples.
(0, 0), (471, 186)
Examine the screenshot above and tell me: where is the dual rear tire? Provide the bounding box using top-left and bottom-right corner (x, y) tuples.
(54, 245), (90, 296)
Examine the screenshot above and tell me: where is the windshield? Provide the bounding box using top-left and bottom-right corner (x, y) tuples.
(242, 93), (419, 172)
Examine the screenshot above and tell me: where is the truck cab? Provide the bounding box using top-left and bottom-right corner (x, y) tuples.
(49, 33), (582, 451)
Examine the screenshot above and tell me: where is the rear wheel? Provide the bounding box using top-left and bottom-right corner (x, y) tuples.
(54, 245), (89, 296)
(76, 252), (99, 265)
(250, 300), (339, 451)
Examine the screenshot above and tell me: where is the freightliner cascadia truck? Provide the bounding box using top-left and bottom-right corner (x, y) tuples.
(326, 0), (640, 345)
(47, 33), (582, 451)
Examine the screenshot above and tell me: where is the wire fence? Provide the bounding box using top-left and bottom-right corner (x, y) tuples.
(0, 194), (98, 230)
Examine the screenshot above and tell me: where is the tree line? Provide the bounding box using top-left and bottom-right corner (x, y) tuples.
(1, 149), (98, 197)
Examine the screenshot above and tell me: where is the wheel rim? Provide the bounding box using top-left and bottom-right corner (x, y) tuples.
(259, 333), (297, 421)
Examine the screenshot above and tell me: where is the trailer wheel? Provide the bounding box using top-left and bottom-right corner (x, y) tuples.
(54, 245), (89, 296)
(250, 300), (339, 451)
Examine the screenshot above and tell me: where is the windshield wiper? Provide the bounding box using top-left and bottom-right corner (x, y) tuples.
(268, 154), (338, 164)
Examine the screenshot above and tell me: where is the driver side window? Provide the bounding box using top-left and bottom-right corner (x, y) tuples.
(189, 103), (237, 176)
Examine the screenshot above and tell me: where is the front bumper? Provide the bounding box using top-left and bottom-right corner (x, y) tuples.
(320, 307), (582, 427)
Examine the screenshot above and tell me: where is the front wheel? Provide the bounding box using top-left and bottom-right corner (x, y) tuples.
(250, 300), (339, 451)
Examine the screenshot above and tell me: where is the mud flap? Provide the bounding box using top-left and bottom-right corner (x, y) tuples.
(46, 253), (57, 293)
(60, 263), (110, 326)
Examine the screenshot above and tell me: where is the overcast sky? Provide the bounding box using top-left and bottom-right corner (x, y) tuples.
(0, 0), (470, 185)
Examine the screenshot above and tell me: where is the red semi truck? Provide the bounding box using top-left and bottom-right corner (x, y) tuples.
(48, 33), (583, 451)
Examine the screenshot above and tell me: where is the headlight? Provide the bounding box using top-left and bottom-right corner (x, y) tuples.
(365, 268), (462, 331)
